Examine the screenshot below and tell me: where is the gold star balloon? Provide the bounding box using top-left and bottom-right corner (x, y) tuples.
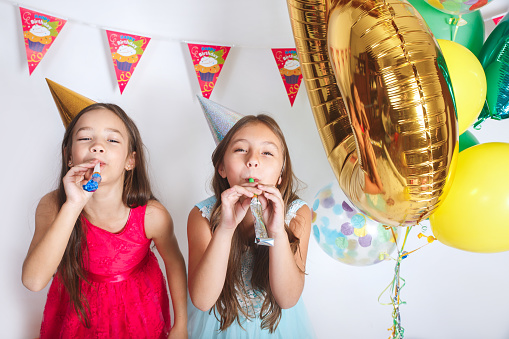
(286, 0), (458, 226)
(46, 78), (95, 128)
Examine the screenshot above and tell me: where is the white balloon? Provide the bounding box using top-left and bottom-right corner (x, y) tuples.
(311, 182), (401, 266)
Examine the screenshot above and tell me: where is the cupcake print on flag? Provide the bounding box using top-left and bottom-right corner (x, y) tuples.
(272, 48), (302, 106)
(272, 48), (303, 106)
(188, 43), (231, 99)
(106, 30), (150, 94)
(20, 7), (66, 75)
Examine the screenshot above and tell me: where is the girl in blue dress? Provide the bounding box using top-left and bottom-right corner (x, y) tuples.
(187, 114), (315, 338)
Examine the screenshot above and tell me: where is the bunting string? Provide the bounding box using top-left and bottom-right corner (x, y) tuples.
(4, 0), (506, 98)
(0, 0), (296, 48)
(4, 0), (304, 100)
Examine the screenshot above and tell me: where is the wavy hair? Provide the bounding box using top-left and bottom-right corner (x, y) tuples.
(56, 103), (154, 326)
(209, 114), (303, 332)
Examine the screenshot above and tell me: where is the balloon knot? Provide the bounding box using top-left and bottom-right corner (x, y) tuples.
(447, 17), (467, 26)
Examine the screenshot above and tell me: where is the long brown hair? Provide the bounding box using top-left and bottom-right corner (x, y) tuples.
(209, 114), (303, 332)
(56, 103), (154, 326)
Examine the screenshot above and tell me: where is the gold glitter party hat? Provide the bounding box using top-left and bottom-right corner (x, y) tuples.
(46, 78), (96, 128)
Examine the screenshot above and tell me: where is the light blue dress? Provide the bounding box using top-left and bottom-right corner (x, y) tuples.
(188, 196), (316, 339)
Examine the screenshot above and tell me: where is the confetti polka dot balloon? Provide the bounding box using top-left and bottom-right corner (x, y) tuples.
(312, 183), (401, 266)
(424, 0), (494, 15)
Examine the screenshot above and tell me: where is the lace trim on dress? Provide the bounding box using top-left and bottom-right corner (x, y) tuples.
(196, 196), (216, 220)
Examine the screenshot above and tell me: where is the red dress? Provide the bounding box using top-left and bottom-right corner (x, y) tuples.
(40, 205), (171, 338)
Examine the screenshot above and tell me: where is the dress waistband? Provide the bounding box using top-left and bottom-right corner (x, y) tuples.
(86, 253), (150, 283)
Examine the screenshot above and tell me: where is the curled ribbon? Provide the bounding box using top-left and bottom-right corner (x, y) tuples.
(191, 46), (199, 59)
(118, 71), (132, 83)
(28, 52), (44, 63)
(202, 81), (215, 93)
(288, 84), (300, 96)
(275, 50), (283, 62)
(109, 33), (118, 44)
(22, 11), (31, 25)
(378, 224), (436, 338)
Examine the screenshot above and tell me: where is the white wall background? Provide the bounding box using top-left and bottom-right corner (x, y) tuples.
(2, 0), (509, 338)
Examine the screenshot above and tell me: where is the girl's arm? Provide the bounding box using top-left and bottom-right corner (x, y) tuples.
(259, 184), (312, 309)
(22, 161), (97, 291)
(187, 186), (256, 311)
(269, 205), (311, 308)
(22, 191), (83, 291)
(145, 200), (188, 339)
(187, 207), (235, 311)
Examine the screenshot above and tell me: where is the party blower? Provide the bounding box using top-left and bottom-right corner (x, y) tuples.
(249, 178), (274, 246)
(82, 163), (102, 192)
(286, 0), (458, 227)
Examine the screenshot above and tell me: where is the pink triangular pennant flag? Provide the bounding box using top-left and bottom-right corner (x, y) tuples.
(271, 48), (303, 106)
(188, 43), (231, 99)
(20, 7), (67, 75)
(106, 30), (150, 94)
(493, 15), (504, 25)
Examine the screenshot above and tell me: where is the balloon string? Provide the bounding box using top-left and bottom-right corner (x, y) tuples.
(377, 226), (412, 339)
(390, 226), (408, 339)
(451, 15), (467, 42)
(379, 225), (436, 338)
(453, 17), (459, 42)
(402, 242), (432, 257)
(400, 225), (411, 251)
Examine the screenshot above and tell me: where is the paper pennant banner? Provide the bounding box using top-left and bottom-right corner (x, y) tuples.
(493, 15), (504, 25)
(188, 43), (231, 99)
(271, 48), (303, 106)
(106, 30), (150, 94)
(20, 7), (66, 75)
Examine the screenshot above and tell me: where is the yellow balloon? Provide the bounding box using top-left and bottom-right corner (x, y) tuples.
(430, 143), (509, 253)
(287, 0), (458, 226)
(437, 39), (487, 134)
(440, 142), (459, 202)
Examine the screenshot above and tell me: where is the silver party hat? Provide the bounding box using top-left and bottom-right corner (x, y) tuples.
(197, 95), (243, 145)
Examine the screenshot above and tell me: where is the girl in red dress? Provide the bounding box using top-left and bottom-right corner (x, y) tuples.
(22, 103), (188, 338)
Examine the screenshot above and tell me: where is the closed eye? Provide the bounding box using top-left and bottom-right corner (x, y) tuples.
(78, 137), (91, 141)
(262, 151), (273, 156)
(108, 139), (120, 143)
(234, 148), (246, 153)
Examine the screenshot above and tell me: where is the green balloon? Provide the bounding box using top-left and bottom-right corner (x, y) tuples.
(407, 0), (484, 57)
(478, 14), (509, 67)
(459, 130), (479, 152)
(475, 13), (509, 127)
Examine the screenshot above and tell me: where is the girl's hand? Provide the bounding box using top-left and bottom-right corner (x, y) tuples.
(62, 160), (98, 208)
(219, 184), (260, 231)
(256, 184), (286, 237)
(168, 322), (188, 339)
